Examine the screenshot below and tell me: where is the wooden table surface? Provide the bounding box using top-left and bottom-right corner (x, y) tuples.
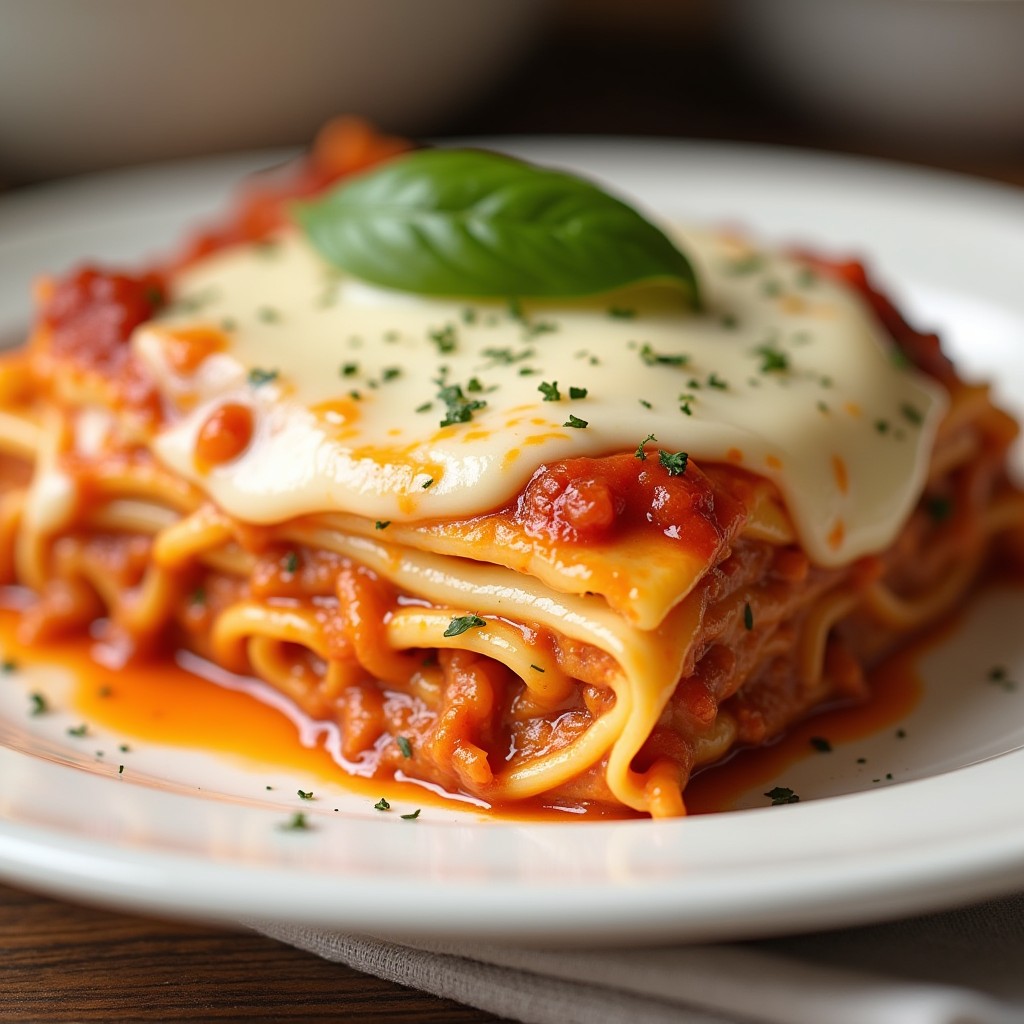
(3, 23), (1024, 1024)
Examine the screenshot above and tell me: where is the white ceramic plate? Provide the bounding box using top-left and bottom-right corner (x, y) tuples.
(2, 141), (1024, 945)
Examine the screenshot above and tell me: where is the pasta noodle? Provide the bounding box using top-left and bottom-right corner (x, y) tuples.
(2, 117), (1022, 818)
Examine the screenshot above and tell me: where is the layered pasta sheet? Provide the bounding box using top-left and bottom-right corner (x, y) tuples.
(2, 120), (1021, 817)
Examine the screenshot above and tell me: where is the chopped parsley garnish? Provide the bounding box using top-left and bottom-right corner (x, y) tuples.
(538, 380), (561, 402)
(481, 346), (533, 366)
(762, 279), (783, 297)
(890, 348), (911, 370)
(444, 614), (486, 638)
(375, 520), (391, 530)
(568, 386), (588, 400)
(743, 602), (754, 631)
(635, 433), (657, 460)
(397, 736), (413, 758)
(428, 323), (458, 354)
(462, 307), (478, 324)
(608, 307), (636, 319)
(340, 362), (359, 377)
(67, 724), (88, 738)
(282, 551), (299, 575)
(119, 743), (130, 752)
(563, 414), (588, 429)
(189, 587), (206, 607)
(658, 450), (689, 476)
(381, 366), (402, 382)
(466, 377), (484, 393)
(437, 382), (487, 428)
(639, 399), (652, 409)
(926, 496), (953, 523)
(374, 797), (391, 811)
(415, 401), (432, 414)
(723, 253), (765, 276)
(257, 306), (281, 323)
(29, 693), (47, 716)
(221, 317), (237, 332)
(281, 812), (310, 831)
(422, 478), (434, 489)
(900, 402), (923, 426)
(1, 659), (16, 673)
(678, 394), (694, 416)
(765, 786), (800, 805)
(247, 367), (279, 386)
(639, 343), (688, 367)
(987, 665), (1016, 692)
(297, 789), (314, 800)
(795, 266), (817, 288)
(874, 419), (890, 435)
(98, 686), (113, 699)
(810, 736), (833, 753)
(401, 808), (421, 820)
(707, 372), (728, 390)
(526, 320), (558, 339)
(720, 313), (739, 329)
(817, 401), (829, 414)
(755, 345), (789, 373)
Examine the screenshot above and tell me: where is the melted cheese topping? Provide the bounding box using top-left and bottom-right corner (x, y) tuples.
(133, 227), (946, 568)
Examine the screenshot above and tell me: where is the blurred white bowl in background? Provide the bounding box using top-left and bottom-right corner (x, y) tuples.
(726, 0), (1024, 151)
(0, 0), (550, 181)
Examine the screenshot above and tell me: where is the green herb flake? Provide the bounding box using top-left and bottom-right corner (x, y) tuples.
(538, 380), (561, 402)
(608, 307), (636, 320)
(444, 614), (486, 638)
(29, 693), (48, 716)
(568, 386), (588, 400)
(755, 345), (789, 373)
(119, 743), (130, 753)
(189, 587), (206, 607)
(247, 367), (279, 387)
(743, 602), (754, 631)
(481, 346), (534, 366)
(281, 812), (310, 831)
(890, 348), (911, 370)
(926, 496), (953, 523)
(253, 238), (282, 258)
(563, 414), (588, 429)
(795, 266), (817, 288)
(67, 724), (88, 738)
(900, 403), (923, 427)
(375, 520), (391, 531)
(422, 477), (434, 489)
(437, 382), (487, 428)
(817, 401), (830, 414)
(374, 797), (391, 812)
(282, 551), (299, 575)
(639, 399), (653, 410)
(678, 394), (694, 416)
(401, 808), (422, 820)
(98, 686), (113, 699)
(465, 377), (484, 393)
(987, 665), (1017, 692)
(707, 373), (728, 390)
(415, 402), (433, 414)
(658, 450), (689, 476)
(397, 736), (413, 758)
(635, 433), (657, 460)
(762, 279), (783, 297)
(720, 313), (739, 330)
(639, 343), (689, 368)
(257, 306), (281, 324)
(462, 307), (478, 324)
(525, 320), (559, 339)
(875, 419), (891, 435)
(429, 323), (458, 354)
(1, 659), (17, 673)
(765, 786), (800, 805)
(723, 253), (765, 276)
(340, 362), (359, 377)
(297, 789), (314, 800)
(381, 366), (402, 382)
(810, 736), (833, 753)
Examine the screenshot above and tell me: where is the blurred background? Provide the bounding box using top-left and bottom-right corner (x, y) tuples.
(2, 0), (1024, 187)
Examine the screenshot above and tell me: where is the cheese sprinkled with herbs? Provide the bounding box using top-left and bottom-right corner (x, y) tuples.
(142, 224), (946, 567)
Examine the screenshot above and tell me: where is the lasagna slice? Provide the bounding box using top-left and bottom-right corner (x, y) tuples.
(1, 120), (1021, 817)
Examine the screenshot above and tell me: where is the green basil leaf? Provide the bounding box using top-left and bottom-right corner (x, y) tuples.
(292, 149), (699, 306)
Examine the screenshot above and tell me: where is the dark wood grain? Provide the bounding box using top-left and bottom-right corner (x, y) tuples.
(0, 883), (506, 1023)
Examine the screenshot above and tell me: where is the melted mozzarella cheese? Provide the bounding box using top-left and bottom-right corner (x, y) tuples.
(133, 227), (946, 567)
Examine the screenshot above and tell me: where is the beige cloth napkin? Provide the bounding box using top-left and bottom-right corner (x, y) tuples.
(251, 893), (1024, 1024)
